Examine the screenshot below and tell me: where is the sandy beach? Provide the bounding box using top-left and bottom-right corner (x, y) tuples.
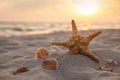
(0, 29), (120, 80)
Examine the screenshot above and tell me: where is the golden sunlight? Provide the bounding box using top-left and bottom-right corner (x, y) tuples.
(74, 0), (100, 16)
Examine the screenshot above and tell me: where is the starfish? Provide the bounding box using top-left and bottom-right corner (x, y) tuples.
(51, 20), (102, 62)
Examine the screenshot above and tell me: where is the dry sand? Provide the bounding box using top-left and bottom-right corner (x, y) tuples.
(0, 29), (120, 80)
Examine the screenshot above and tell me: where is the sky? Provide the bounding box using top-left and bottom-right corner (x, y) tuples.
(0, 0), (120, 23)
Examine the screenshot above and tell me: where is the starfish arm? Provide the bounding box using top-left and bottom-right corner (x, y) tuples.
(84, 51), (100, 62)
(87, 31), (101, 41)
(71, 20), (79, 36)
(51, 41), (67, 47)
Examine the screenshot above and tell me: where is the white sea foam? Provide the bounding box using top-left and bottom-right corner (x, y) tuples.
(0, 22), (120, 37)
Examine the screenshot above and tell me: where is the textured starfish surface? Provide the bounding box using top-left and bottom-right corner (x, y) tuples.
(51, 20), (102, 62)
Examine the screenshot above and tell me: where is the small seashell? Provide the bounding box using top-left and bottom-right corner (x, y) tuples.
(36, 48), (49, 59)
(42, 58), (59, 70)
(13, 67), (29, 75)
(110, 60), (118, 67)
(107, 59), (118, 67)
(97, 59), (118, 72)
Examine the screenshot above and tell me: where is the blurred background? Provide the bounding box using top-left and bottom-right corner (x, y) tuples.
(0, 0), (120, 37)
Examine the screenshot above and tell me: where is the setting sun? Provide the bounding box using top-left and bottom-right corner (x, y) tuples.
(74, 0), (100, 15)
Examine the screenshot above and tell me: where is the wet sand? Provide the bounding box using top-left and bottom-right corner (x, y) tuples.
(0, 29), (120, 80)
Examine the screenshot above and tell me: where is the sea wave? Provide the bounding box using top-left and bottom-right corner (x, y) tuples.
(0, 22), (120, 37)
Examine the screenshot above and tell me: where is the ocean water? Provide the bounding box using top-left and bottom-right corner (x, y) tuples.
(0, 22), (120, 37)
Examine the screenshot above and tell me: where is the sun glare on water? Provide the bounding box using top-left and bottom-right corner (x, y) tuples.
(74, 0), (100, 16)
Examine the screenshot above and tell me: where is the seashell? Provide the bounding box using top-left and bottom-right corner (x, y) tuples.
(42, 58), (59, 70)
(36, 48), (49, 59)
(97, 59), (118, 72)
(13, 67), (29, 75)
(107, 59), (118, 67)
